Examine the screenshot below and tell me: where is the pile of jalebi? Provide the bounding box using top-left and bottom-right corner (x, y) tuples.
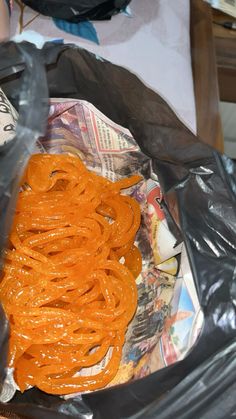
(0, 154), (142, 395)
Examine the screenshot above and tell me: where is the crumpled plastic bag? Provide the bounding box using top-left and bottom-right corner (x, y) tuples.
(0, 41), (235, 419)
(21, 0), (131, 22)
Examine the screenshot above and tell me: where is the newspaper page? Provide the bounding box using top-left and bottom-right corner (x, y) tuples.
(0, 88), (18, 147)
(0, 98), (203, 401)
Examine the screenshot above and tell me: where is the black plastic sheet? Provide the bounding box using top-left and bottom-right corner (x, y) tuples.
(21, 0), (131, 22)
(0, 42), (236, 419)
(133, 339), (236, 419)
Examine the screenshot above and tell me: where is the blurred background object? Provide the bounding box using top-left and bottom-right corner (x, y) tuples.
(206, 0), (236, 18)
(212, 6), (236, 159)
(0, 0), (10, 41)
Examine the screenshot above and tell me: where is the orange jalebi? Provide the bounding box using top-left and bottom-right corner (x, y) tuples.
(0, 154), (142, 395)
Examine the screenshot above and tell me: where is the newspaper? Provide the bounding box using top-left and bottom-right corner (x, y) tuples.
(0, 98), (203, 400)
(0, 88), (18, 147)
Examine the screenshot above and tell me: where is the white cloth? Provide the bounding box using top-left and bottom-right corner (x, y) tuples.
(10, 0), (196, 133)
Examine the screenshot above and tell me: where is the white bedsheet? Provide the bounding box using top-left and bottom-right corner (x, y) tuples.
(10, 0), (196, 133)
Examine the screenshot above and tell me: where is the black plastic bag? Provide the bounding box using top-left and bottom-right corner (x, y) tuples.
(133, 339), (236, 419)
(21, 0), (131, 22)
(0, 41), (235, 419)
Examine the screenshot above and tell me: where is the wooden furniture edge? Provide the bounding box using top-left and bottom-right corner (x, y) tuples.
(190, 0), (224, 152)
(214, 37), (236, 103)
